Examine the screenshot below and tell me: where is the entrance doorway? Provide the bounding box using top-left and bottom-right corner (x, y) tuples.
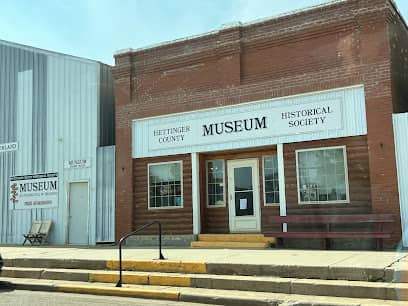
(68, 182), (89, 245)
(227, 159), (261, 232)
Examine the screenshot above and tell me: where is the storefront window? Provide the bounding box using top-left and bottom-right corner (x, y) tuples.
(148, 161), (182, 208)
(263, 156), (280, 205)
(206, 160), (225, 207)
(296, 146), (349, 204)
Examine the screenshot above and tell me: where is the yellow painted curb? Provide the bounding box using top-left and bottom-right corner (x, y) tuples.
(149, 275), (191, 287)
(89, 273), (148, 285)
(57, 284), (179, 300)
(106, 260), (206, 274)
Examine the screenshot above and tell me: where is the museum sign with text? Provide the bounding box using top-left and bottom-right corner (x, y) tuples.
(148, 99), (342, 151)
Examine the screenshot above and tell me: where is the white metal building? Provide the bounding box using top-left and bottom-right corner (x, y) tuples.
(0, 39), (115, 245)
(393, 113), (408, 248)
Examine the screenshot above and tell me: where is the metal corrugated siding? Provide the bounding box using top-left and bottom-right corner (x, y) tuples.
(133, 86), (367, 158)
(0, 40), (114, 245)
(16, 70), (33, 174)
(393, 112), (408, 247)
(45, 55), (99, 245)
(0, 43), (48, 243)
(99, 64), (115, 146)
(0, 43), (15, 243)
(96, 146), (115, 242)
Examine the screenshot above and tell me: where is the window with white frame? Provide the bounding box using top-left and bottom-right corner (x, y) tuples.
(148, 161), (182, 208)
(296, 146), (349, 204)
(206, 160), (225, 206)
(263, 156), (280, 205)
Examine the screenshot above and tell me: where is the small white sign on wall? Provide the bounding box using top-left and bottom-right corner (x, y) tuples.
(0, 142), (18, 153)
(64, 159), (91, 169)
(239, 199), (248, 210)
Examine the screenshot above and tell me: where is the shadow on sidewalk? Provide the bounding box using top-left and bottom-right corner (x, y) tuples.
(0, 281), (15, 293)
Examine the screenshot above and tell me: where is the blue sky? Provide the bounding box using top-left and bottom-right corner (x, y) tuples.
(1, 0), (408, 64)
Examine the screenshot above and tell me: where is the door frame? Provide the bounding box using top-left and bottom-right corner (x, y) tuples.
(66, 180), (90, 245)
(227, 158), (261, 233)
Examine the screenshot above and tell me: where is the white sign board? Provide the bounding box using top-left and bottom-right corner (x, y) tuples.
(9, 172), (59, 210)
(148, 99), (342, 151)
(133, 86), (367, 158)
(0, 142), (18, 153)
(64, 159), (91, 169)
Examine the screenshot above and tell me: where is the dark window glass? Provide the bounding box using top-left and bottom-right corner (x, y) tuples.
(149, 162), (182, 208)
(297, 147), (348, 204)
(263, 156), (280, 205)
(207, 160), (225, 206)
(234, 167), (252, 191)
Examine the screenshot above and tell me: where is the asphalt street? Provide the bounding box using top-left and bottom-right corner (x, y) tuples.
(0, 289), (214, 306)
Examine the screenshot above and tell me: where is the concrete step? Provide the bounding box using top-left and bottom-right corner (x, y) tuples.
(191, 234), (275, 249)
(191, 241), (271, 248)
(4, 257), (403, 283)
(1, 277), (407, 306)
(4, 258), (207, 274)
(197, 234), (275, 243)
(2, 266), (408, 301)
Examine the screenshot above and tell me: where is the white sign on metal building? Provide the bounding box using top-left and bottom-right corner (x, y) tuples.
(64, 159), (91, 169)
(9, 172), (59, 210)
(0, 142), (18, 153)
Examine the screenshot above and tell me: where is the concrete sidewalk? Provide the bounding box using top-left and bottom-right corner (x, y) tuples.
(2, 246), (408, 305)
(1, 245), (407, 273)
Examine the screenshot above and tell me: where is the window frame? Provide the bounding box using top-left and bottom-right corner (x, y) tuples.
(206, 159), (226, 208)
(295, 145), (350, 205)
(262, 155), (280, 206)
(147, 160), (184, 210)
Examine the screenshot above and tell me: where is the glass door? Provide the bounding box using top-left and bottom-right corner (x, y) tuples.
(227, 159), (260, 232)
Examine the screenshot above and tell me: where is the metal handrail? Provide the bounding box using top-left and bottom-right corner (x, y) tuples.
(115, 221), (165, 287)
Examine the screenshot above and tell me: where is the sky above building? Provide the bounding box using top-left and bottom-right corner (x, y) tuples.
(1, 0), (408, 64)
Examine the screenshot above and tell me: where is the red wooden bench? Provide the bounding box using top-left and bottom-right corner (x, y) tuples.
(264, 214), (395, 250)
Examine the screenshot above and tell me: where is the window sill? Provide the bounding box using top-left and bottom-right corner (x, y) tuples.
(148, 206), (184, 210)
(298, 200), (350, 205)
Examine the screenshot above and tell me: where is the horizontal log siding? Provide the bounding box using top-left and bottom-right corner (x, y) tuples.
(200, 147), (277, 233)
(133, 154), (193, 234)
(199, 137), (371, 233)
(283, 136), (371, 215)
(132, 137), (370, 235)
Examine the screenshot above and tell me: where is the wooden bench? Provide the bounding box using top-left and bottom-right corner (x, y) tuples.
(264, 214), (395, 250)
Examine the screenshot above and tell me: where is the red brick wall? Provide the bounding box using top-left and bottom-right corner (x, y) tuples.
(113, 0), (402, 242)
(113, 54), (133, 241)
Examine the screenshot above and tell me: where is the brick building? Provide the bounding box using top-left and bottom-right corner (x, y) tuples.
(113, 0), (408, 248)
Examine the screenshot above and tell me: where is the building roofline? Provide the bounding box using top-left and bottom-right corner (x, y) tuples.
(0, 38), (111, 66)
(114, 0), (352, 57)
(388, 0), (408, 32)
(115, 0), (408, 58)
